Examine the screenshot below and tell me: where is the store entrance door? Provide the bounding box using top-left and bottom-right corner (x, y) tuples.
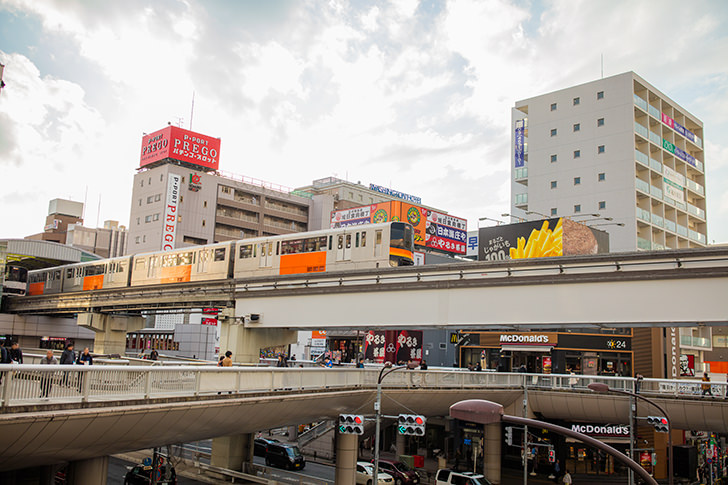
(511, 352), (551, 373)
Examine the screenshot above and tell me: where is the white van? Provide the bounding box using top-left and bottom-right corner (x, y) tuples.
(434, 469), (492, 485)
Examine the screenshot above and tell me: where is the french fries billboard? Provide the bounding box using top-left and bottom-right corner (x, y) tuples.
(478, 218), (609, 261)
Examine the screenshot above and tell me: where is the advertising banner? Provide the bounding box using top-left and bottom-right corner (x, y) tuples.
(369, 183), (421, 204)
(661, 113), (675, 129)
(680, 354), (695, 376)
(425, 210), (467, 254)
(478, 218), (609, 261)
(330, 206), (372, 227)
(162, 173), (182, 251)
(514, 122), (525, 168)
(140, 126), (221, 171)
(363, 330), (423, 364)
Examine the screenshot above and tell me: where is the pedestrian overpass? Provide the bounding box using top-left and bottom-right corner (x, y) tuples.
(1, 365), (726, 472)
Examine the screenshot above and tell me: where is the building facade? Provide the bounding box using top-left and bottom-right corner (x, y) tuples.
(510, 71), (707, 253)
(66, 220), (128, 258)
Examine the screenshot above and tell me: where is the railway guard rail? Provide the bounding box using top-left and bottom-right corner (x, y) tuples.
(1, 365), (725, 408)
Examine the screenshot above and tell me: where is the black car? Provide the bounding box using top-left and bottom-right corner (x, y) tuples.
(254, 437), (279, 457)
(124, 463), (177, 485)
(265, 442), (306, 470)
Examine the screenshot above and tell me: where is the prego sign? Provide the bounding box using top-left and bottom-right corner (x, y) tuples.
(140, 126), (221, 171)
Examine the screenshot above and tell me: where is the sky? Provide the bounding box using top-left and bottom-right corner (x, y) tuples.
(1, 0), (727, 243)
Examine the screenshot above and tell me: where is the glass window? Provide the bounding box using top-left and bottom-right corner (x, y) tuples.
(239, 245), (253, 259)
(598, 145), (605, 154)
(551, 208), (557, 216)
(574, 177), (581, 185)
(147, 195), (154, 204)
(355, 232), (360, 247)
(573, 97), (580, 105)
(338, 235), (343, 250)
(574, 150), (581, 159)
(550, 103), (557, 111)
(573, 123), (580, 132)
(361, 232), (367, 247)
(550, 154), (557, 163)
(550, 128), (557, 137)
(598, 172), (606, 181)
(597, 91), (604, 99)
(346, 234), (352, 249)
(162, 254), (178, 267)
(389, 223), (412, 251)
(179, 252), (193, 265)
(551, 181), (557, 189)
(574, 204), (581, 213)
(599, 201), (606, 210)
(597, 118), (605, 127)
(214, 248), (226, 262)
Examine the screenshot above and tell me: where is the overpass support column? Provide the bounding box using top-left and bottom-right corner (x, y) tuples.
(77, 313), (145, 355)
(66, 456), (109, 485)
(396, 432), (406, 457)
(211, 433), (253, 471)
(484, 422), (502, 484)
(335, 432), (358, 485)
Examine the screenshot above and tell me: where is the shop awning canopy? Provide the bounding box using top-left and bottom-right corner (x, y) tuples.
(500, 345), (554, 352)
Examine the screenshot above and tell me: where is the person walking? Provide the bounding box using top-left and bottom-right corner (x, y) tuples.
(702, 372), (713, 396)
(356, 357), (365, 369)
(562, 469), (572, 484)
(9, 341), (23, 364)
(39, 350), (58, 398)
(276, 354), (288, 367)
(221, 351), (233, 367)
(60, 342), (76, 388)
(149, 349), (159, 361)
(419, 360), (428, 370)
(77, 347), (93, 366)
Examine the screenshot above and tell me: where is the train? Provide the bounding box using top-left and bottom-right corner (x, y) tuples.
(24, 222), (414, 296)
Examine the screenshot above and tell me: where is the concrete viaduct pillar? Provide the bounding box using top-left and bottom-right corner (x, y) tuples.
(66, 456), (109, 485)
(335, 432), (358, 485)
(484, 422), (502, 484)
(77, 312), (144, 355)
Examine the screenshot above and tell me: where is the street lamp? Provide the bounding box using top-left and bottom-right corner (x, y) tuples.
(589, 222), (625, 227)
(501, 213), (526, 222)
(373, 362), (416, 485)
(588, 382), (673, 485)
(478, 216), (504, 226)
(449, 399), (658, 485)
(524, 210), (550, 220)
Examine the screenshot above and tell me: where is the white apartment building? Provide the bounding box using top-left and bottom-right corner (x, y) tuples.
(510, 71), (707, 253)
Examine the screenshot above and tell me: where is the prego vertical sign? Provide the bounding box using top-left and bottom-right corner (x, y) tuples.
(162, 174), (182, 251)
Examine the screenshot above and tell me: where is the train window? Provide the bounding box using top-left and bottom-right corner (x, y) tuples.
(239, 245), (253, 259)
(355, 233), (360, 248)
(302, 236), (326, 252)
(346, 234), (351, 249)
(276, 241), (280, 256)
(214, 248), (226, 261)
(253, 244), (257, 258)
(54, 270), (61, 280)
(66, 268), (74, 279)
(376, 231), (382, 245)
(338, 235), (343, 250)
(179, 252), (193, 265)
(329, 235), (333, 250)
(84, 265), (105, 277)
(162, 254), (178, 267)
(361, 232), (367, 247)
(136, 259), (146, 269)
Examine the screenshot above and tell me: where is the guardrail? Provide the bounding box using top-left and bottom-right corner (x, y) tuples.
(1, 366), (726, 408)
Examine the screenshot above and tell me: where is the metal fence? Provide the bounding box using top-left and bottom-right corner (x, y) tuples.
(1, 365), (726, 407)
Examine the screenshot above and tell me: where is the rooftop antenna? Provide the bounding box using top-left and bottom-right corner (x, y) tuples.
(189, 91), (195, 131)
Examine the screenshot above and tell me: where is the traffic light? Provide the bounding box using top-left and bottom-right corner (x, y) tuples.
(397, 414), (426, 436)
(505, 426), (513, 446)
(339, 414), (364, 434)
(647, 416), (669, 433)
(548, 448), (556, 463)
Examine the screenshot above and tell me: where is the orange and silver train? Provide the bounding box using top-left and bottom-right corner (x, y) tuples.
(25, 222), (414, 296)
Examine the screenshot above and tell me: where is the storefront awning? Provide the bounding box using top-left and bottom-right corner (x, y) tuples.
(501, 345), (554, 352)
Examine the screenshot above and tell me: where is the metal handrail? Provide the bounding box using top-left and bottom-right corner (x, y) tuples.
(1, 366), (725, 408)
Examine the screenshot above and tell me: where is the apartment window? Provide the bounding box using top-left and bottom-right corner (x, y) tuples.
(573, 123), (580, 132)
(573, 97), (580, 106)
(574, 150), (581, 159)
(143, 235), (146, 243)
(135, 236), (140, 244)
(138, 199), (142, 206)
(599, 201), (606, 210)
(597, 91), (604, 100)
(153, 213), (159, 221)
(180, 196), (184, 203)
(551, 181), (558, 189)
(598, 172), (606, 181)
(574, 177), (581, 185)
(140, 179), (144, 187)
(203, 200), (208, 208)
(551, 208), (557, 216)
(598, 145), (605, 154)
(574, 204), (581, 213)
(147, 196), (154, 204)
(148, 177), (151, 185)
(597, 117), (605, 127)
(550, 154), (558, 163)
(202, 220), (206, 227)
(154, 194), (161, 202)
(550, 128), (557, 137)
(145, 215), (152, 223)
(160, 174), (164, 181)
(550, 103), (557, 111)
(136, 217), (140, 225)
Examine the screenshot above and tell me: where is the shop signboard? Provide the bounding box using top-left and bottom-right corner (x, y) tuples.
(514, 120), (525, 168)
(569, 423), (630, 438)
(161, 173), (182, 251)
(478, 218), (609, 261)
(368, 183), (421, 204)
(662, 165), (686, 203)
(557, 334), (631, 351)
(140, 126), (221, 171)
(680, 354), (695, 376)
(363, 330), (423, 364)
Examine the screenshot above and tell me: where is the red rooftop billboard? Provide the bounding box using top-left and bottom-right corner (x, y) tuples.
(140, 126), (221, 171)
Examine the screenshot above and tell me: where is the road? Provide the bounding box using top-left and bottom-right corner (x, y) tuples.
(108, 456), (207, 485)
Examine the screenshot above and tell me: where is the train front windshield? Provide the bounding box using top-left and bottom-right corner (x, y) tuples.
(389, 222), (414, 266)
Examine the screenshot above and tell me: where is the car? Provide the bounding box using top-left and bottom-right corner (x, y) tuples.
(434, 469), (492, 485)
(356, 461), (395, 485)
(265, 442), (305, 470)
(124, 463), (177, 485)
(254, 437), (279, 457)
(371, 459), (420, 484)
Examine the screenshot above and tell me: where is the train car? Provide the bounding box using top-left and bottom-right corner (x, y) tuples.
(129, 241), (235, 287)
(61, 256), (133, 292)
(27, 267), (63, 296)
(233, 221), (414, 280)
(2, 265), (28, 296)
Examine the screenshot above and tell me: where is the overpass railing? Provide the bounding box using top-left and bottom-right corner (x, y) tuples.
(1, 365), (725, 408)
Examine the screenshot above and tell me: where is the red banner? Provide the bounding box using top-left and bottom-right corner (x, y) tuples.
(140, 126), (221, 171)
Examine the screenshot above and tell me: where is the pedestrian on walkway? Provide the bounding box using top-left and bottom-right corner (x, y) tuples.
(77, 347), (93, 366)
(221, 351), (233, 367)
(60, 342), (76, 388)
(702, 372), (712, 396)
(40, 350), (58, 398)
(9, 341), (23, 364)
(562, 469), (572, 484)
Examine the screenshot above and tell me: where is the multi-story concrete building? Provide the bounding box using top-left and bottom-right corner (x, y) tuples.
(510, 71), (707, 253)
(66, 220), (128, 258)
(26, 198), (84, 245)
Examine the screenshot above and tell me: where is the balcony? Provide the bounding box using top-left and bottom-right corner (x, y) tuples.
(635, 178), (650, 194)
(650, 158), (662, 173)
(650, 213), (664, 228)
(633, 94), (648, 111)
(636, 207), (650, 222)
(514, 167), (528, 180)
(676, 200), (687, 211)
(664, 219), (676, 233)
(637, 237), (652, 250)
(677, 224), (688, 237)
(634, 121), (649, 139)
(514, 193), (528, 207)
(687, 203), (706, 220)
(689, 229), (707, 244)
(680, 335), (711, 349)
(686, 179), (704, 195)
(648, 105), (661, 119)
(650, 185), (663, 199)
(649, 131), (661, 146)
(635, 150), (649, 166)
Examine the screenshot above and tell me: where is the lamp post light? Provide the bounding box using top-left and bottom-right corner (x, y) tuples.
(478, 216), (504, 226)
(501, 213), (527, 223)
(589, 222), (625, 227)
(588, 382), (673, 485)
(373, 362), (415, 485)
(524, 210), (551, 220)
(449, 399), (658, 485)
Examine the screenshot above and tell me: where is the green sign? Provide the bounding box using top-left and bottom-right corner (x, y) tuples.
(662, 139), (675, 154)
